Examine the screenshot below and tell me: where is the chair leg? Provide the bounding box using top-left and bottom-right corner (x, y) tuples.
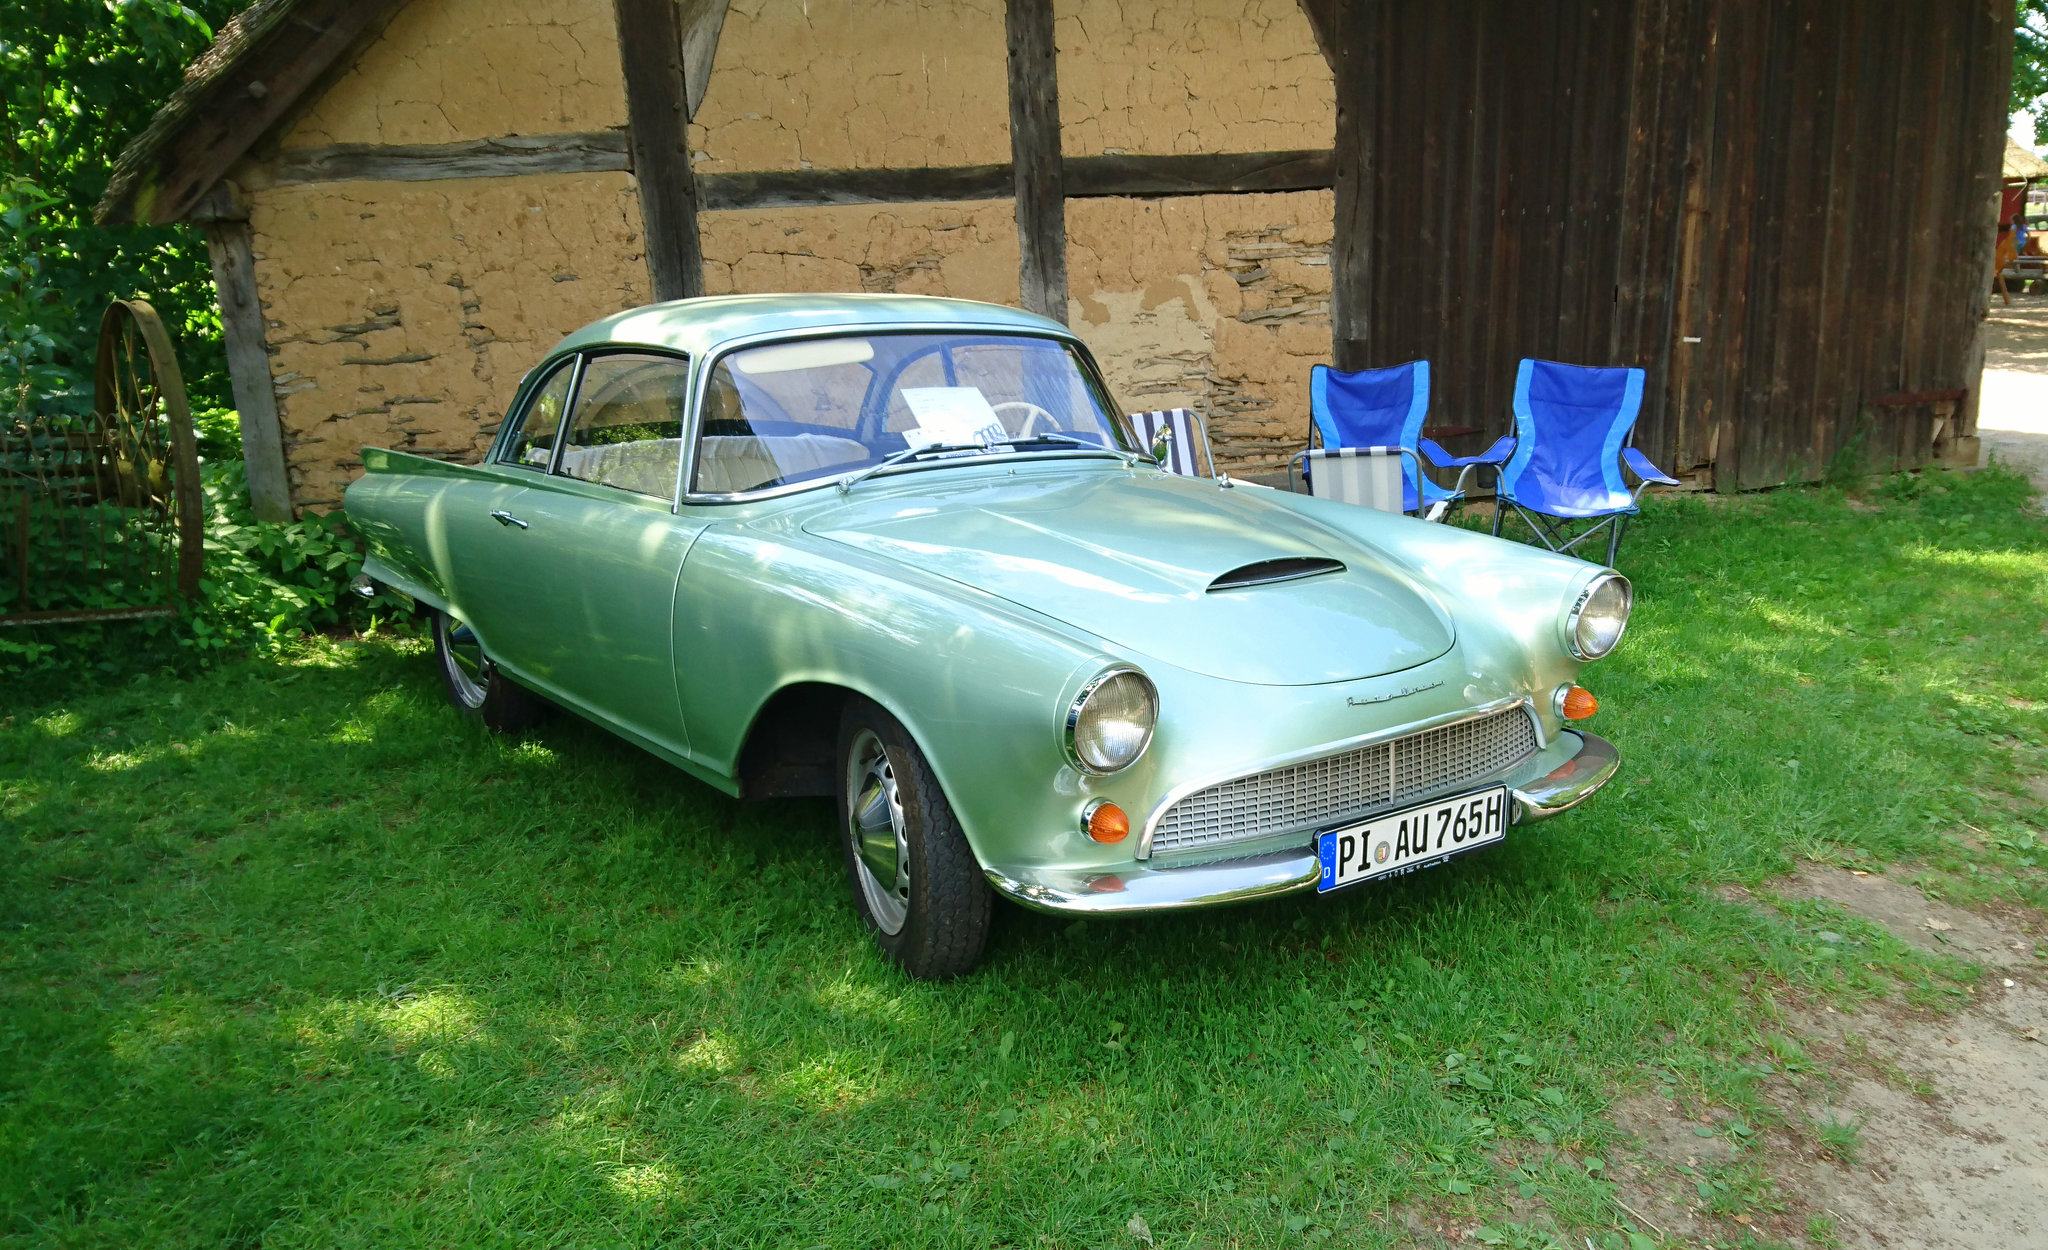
(1491, 498), (1506, 537)
(1605, 514), (1628, 567)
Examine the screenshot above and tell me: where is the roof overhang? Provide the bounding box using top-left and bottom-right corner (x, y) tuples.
(95, 0), (412, 225)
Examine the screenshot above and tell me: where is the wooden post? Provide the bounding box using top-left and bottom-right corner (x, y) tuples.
(1297, 0), (1376, 370)
(1005, 0), (1067, 323)
(200, 216), (293, 522)
(1955, 1), (2017, 460)
(614, 0), (706, 302)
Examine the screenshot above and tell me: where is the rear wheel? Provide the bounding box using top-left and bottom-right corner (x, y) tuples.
(432, 609), (550, 733)
(838, 697), (993, 979)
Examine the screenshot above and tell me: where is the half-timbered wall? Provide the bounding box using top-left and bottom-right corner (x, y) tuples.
(141, 0), (2011, 511)
(237, 0), (651, 508)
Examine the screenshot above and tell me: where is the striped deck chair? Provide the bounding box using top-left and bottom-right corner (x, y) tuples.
(1289, 446), (1424, 517)
(1126, 408), (1214, 478)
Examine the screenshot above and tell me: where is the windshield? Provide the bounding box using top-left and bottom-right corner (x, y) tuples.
(692, 332), (1130, 495)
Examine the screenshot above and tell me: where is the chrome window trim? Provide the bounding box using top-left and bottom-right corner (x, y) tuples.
(490, 352), (586, 475)
(1135, 694), (1536, 860)
(676, 324), (1137, 507)
(1064, 666), (1157, 776)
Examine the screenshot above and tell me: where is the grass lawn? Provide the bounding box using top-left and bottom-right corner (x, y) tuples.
(4, 469), (2046, 1249)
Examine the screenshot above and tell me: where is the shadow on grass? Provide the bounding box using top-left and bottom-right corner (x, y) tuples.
(3, 468), (2045, 1246)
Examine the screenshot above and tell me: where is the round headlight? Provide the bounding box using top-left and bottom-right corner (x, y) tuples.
(1566, 573), (1632, 660)
(1066, 668), (1158, 774)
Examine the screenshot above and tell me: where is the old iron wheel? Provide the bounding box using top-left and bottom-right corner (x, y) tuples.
(836, 696), (993, 979)
(431, 609), (549, 732)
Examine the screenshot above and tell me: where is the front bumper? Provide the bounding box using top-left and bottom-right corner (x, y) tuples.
(983, 730), (1618, 915)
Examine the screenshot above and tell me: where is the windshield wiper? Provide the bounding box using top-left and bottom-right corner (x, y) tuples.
(836, 441), (994, 493)
(835, 434), (1146, 495)
(1000, 432), (1150, 467)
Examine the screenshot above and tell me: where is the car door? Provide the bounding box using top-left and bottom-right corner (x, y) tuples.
(430, 354), (580, 685)
(512, 351), (709, 760)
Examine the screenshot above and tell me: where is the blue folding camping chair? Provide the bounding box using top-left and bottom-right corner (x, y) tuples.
(1305, 361), (1510, 520)
(1482, 358), (1679, 565)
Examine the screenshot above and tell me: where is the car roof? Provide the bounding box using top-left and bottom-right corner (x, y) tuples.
(552, 293), (1076, 359)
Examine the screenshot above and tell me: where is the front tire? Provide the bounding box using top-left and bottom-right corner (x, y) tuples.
(431, 610), (550, 733)
(838, 697), (993, 979)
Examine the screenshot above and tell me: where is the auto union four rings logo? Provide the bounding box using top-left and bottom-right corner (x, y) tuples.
(1346, 679), (1444, 707)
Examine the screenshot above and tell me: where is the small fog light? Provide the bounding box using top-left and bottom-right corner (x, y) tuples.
(1555, 684), (1599, 721)
(1083, 799), (1131, 843)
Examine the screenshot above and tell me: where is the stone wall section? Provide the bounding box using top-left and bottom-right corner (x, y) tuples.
(247, 174), (650, 510)
(1066, 192), (1333, 472)
(283, 0), (627, 149)
(687, 0), (1012, 173)
(1055, 0), (1333, 158)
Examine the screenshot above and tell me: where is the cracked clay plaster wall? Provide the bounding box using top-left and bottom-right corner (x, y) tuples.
(1067, 192), (1334, 473)
(688, 0), (1012, 173)
(283, 0), (626, 149)
(1056, 0), (1333, 158)
(248, 174), (649, 510)
(701, 201), (1021, 302)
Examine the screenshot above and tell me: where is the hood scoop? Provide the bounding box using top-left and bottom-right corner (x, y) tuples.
(804, 471), (1455, 685)
(1208, 556), (1346, 592)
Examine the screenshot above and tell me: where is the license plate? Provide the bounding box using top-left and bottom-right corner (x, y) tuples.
(1316, 787), (1510, 893)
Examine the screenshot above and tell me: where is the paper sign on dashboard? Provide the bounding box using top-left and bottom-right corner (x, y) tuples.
(900, 387), (1009, 449)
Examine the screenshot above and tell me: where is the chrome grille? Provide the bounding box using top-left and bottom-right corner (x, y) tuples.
(1148, 706), (1539, 855)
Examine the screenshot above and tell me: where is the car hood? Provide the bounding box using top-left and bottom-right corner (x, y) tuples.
(801, 468), (1455, 685)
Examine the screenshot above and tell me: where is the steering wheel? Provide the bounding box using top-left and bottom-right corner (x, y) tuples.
(991, 401), (1058, 439)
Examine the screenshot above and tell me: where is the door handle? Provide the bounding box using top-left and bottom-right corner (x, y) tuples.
(490, 510), (529, 529)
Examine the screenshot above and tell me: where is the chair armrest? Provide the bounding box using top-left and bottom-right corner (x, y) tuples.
(1622, 446), (1679, 486)
(1421, 434), (1515, 468)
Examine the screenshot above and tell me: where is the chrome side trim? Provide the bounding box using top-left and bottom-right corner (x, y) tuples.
(1135, 694), (1533, 860)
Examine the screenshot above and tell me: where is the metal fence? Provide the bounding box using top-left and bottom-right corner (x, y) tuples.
(0, 301), (202, 626)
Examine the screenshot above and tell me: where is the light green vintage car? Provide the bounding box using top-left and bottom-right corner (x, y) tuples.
(345, 294), (1627, 978)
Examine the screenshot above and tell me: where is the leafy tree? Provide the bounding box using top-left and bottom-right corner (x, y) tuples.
(2, 0), (244, 414)
(2018, 0), (2048, 138)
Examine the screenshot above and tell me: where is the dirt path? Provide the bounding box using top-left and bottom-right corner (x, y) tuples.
(1612, 869), (2047, 1249)
(1978, 296), (2048, 501)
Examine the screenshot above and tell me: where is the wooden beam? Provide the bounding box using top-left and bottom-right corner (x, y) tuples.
(97, 0), (411, 226)
(1296, 0), (1376, 370)
(201, 219), (294, 522)
(1067, 150), (1334, 198)
(614, 0), (706, 302)
(1005, 0), (1067, 322)
(268, 132), (631, 185)
(259, 136), (1336, 206)
(702, 165), (1014, 210)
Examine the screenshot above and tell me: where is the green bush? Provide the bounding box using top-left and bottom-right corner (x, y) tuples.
(1, 418), (418, 682)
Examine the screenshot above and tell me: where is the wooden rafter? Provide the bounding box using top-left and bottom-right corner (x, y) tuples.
(95, 0), (412, 226)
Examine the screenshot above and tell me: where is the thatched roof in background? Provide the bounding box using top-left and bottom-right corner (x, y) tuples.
(2005, 136), (2048, 182)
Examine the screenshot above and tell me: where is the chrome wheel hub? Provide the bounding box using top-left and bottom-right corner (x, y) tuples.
(442, 618), (492, 707)
(845, 728), (910, 935)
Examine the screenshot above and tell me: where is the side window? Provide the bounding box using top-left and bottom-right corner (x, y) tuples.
(499, 358), (577, 470)
(554, 353), (690, 500)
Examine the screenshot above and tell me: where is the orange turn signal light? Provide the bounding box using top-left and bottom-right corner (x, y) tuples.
(1560, 685), (1599, 720)
(1085, 800), (1131, 843)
